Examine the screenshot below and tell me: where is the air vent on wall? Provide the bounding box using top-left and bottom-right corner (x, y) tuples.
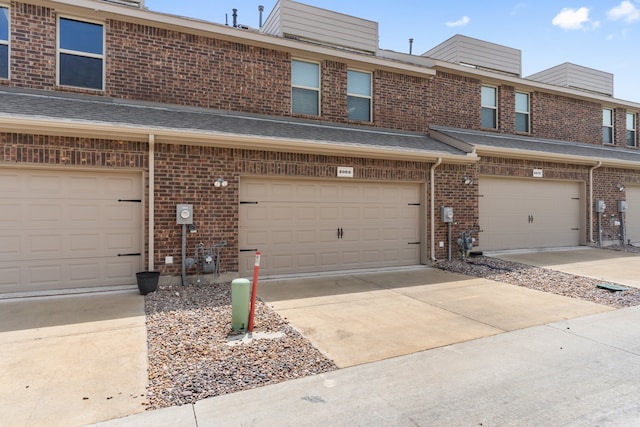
(100, 0), (145, 8)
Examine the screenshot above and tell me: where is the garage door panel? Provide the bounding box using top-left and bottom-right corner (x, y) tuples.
(478, 177), (581, 251)
(627, 186), (640, 243)
(239, 178), (422, 276)
(0, 169), (142, 293)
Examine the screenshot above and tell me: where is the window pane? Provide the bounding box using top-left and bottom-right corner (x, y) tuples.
(603, 127), (613, 144)
(0, 7), (8, 41)
(0, 45), (7, 79)
(603, 109), (612, 126)
(516, 112), (529, 133)
(515, 92), (528, 112)
(481, 107), (496, 128)
(292, 87), (319, 115)
(60, 18), (103, 55)
(347, 96), (371, 121)
(626, 130), (636, 147)
(292, 60), (319, 88)
(60, 53), (103, 89)
(627, 113), (635, 130)
(481, 86), (496, 107)
(347, 70), (371, 97)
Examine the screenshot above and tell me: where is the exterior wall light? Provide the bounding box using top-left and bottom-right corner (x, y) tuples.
(214, 177), (228, 188)
(463, 176), (473, 185)
(616, 183), (625, 192)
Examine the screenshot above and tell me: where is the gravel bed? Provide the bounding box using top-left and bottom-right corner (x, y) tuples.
(144, 245), (639, 410)
(434, 245), (640, 308)
(145, 282), (337, 410)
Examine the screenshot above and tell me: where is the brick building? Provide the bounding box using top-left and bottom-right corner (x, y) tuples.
(1, 0), (639, 294)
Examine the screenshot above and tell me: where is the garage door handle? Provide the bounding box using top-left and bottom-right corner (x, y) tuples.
(337, 228), (343, 239)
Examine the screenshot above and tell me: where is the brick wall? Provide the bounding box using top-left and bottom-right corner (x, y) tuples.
(373, 70), (429, 132)
(428, 71), (481, 129)
(592, 167), (640, 244)
(531, 91), (601, 144)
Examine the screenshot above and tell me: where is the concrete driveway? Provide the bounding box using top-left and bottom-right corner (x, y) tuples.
(258, 266), (612, 367)
(0, 291), (148, 427)
(491, 247), (640, 288)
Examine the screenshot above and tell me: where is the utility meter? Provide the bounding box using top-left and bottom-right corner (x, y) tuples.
(176, 204), (193, 225)
(441, 207), (454, 223)
(595, 200), (606, 213)
(618, 201), (628, 213)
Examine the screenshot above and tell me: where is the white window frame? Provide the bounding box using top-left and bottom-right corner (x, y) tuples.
(56, 15), (105, 91)
(481, 85), (498, 129)
(291, 59), (320, 116)
(0, 4), (9, 80)
(603, 108), (614, 145)
(627, 112), (637, 148)
(515, 91), (530, 133)
(347, 69), (372, 122)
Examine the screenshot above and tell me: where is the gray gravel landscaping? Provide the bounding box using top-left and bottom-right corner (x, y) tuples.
(144, 245), (640, 410)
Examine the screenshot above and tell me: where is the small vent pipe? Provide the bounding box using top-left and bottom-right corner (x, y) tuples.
(259, 5), (264, 27)
(232, 8), (238, 27)
(409, 38), (414, 55)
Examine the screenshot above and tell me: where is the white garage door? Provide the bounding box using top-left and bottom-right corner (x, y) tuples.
(0, 168), (142, 293)
(477, 177), (583, 251)
(627, 186), (640, 244)
(239, 178), (422, 276)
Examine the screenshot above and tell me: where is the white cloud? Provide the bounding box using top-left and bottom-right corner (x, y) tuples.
(445, 16), (470, 27)
(552, 7), (591, 30)
(607, 1), (640, 23)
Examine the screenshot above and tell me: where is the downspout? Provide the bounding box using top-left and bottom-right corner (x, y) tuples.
(430, 158), (443, 261)
(589, 161), (602, 244)
(148, 134), (155, 271)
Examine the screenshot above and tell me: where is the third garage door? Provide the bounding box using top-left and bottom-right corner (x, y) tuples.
(627, 185), (640, 244)
(239, 178), (422, 276)
(477, 177), (583, 252)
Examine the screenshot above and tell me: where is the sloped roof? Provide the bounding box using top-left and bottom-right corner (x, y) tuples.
(0, 88), (469, 161)
(430, 125), (640, 168)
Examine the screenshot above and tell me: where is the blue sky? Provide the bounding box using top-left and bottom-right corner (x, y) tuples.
(145, 1), (640, 103)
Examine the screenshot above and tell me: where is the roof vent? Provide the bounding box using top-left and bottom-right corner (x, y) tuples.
(100, 0), (145, 8)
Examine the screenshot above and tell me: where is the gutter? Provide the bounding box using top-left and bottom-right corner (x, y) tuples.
(589, 161), (602, 244)
(148, 134), (155, 271)
(430, 158), (442, 262)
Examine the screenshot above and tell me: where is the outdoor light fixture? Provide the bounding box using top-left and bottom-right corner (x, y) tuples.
(214, 177), (228, 188)
(463, 176), (473, 185)
(616, 183), (625, 192)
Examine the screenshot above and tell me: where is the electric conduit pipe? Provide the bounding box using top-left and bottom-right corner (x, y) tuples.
(589, 161), (602, 244)
(430, 158), (442, 261)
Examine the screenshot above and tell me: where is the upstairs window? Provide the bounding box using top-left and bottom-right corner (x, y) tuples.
(291, 59), (320, 116)
(58, 17), (104, 90)
(515, 92), (529, 133)
(627, 112), (637, 147)
(602, 108), (613, 144)
(347, 70), (372, 122)
(0, 6), (8, 79)
(481, 86), (497, 129)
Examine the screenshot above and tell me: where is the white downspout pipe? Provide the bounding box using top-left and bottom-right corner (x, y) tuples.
(148, 134), (155, 271)
(589, 161), (602, 244)
(430, 158), (443, 261)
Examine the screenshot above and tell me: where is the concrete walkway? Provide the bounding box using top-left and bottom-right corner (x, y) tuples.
(0, 290), (148, 427)
(256, 267), (611, 367)
(492, 247), (640, 288)
(91, 306), (640, 426)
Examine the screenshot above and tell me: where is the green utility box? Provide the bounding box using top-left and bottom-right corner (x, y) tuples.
(231, 278), (251, 332)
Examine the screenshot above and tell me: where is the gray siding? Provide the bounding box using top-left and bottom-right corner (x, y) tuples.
(423, 34), (521, 76)
(261, 0), (378, 53)
(527, 63), (614, 96)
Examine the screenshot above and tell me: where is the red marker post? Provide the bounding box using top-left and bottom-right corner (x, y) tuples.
(247, 251), (261, 332)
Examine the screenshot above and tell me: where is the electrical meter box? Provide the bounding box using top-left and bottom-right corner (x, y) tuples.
(176, 204), (193, 225)
(441, 207), (454, 223)
(618, 201), (628, 213)
(595, 200), (606, 213)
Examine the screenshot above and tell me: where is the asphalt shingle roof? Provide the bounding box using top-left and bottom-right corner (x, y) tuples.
(431, 125), (640, 165)
(0, 88), (465, 157)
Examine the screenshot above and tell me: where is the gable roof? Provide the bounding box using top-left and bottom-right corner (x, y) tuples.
(0, 88), (473, 163)
(430, 125), (640, 169)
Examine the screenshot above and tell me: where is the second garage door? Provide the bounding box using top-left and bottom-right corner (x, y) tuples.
(477, 177), (583, 251)
(627, 185), (640, 244)
(239, 178), (422, 276)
